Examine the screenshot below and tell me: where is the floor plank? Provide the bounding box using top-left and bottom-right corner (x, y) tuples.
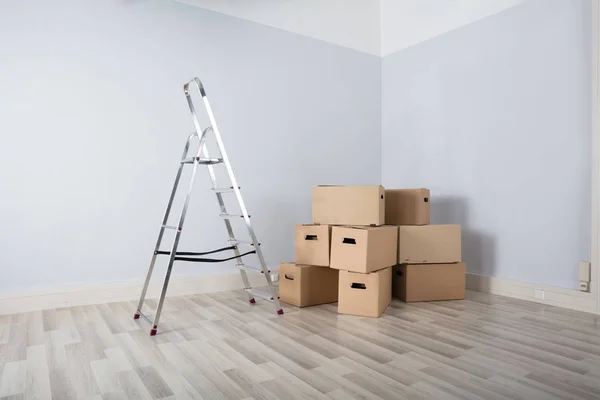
(0, 290), (598, 399)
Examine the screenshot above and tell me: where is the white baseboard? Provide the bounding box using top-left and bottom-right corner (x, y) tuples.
(0, 272), (269, 316)
(5, 271), (596, 316)
(466, 273), (599, 314)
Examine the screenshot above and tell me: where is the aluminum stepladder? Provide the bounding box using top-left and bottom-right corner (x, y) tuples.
(134, 77), (283, 336)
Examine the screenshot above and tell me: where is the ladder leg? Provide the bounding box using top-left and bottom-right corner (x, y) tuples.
(203, 104), (283, 314)
(238, 270), (255, 303)
(255, 245), (283, 314)
(135, 162), (187, 319)
(134, 250), (160, 320)
(200, 140), (255, 303)
(184, 79), (283, 315)
(208, 140), (282, 312)
(149, 156), (201, 335)
(149, 255), (176, 335)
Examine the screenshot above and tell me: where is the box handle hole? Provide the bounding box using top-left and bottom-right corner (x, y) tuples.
(284, 274), (294, 280)
(305, 235), (318, 241)
(351, 283), (367, 290)
(342, 238), (356, 245)
(424, 197), (429, 203)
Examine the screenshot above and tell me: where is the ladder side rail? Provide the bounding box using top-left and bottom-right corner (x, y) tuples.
(185, 80), (281, 312)
(201, 98), (270, 263)
(135, 133), (198, 316)
(150, 148), (203, 333)
(198, 132), (254, 298)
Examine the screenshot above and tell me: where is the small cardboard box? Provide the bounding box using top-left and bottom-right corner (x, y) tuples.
(398, 225), (461, 264)
(330, 225), (398, 273)
(279, 262), (339, 307)
(312, 185), (385, 226)
(338, 267), (392, 317)
(385, 188), (430, 225)
(295, 224), (331, 267)
(393, 263), (466, 302)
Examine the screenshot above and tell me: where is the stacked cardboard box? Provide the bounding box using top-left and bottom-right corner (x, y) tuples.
(318, 186), (397, 317)
(386, 189), (466, 302)
(279, 224), (338, 308)
(280, 186), (465, 316)
(281, 186), (397, 317)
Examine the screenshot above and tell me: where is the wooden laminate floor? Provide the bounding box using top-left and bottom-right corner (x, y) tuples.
(1, 290), (600, 400)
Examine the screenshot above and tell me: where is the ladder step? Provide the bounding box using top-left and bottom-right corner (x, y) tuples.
(181, 157), (223, 165)
(220, 214), (250, 219)
(236, 263), (278, 274)
(212, 186), (240, 193)
(228, 239), (260, 246)
(236, 264), (264, 273)
(244, 288), (277, 301)
(163, 225), (180, 231)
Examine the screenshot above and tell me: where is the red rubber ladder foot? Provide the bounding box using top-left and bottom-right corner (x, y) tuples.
(248, 298), (256, 304)
(150, 325), (157, 336)
(276, 309), (284, 315)
(133, 313), (140, 320)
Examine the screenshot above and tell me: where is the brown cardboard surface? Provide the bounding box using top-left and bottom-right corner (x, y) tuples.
(385, 188), (430, 225)
(393, 263), (466, 302)
(398, 225), (461, 264)
(330, 225), (398, 273)
(279, 262), (339, 307)
(312, 185), (385, 226)
(338, 267), (392, 317)
(294, 224), (332, 266)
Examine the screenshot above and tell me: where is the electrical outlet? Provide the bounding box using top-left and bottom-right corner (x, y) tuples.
(579, 262), (591, 282)
(534, 289), (545, 300)
(580, 281), (590, 292)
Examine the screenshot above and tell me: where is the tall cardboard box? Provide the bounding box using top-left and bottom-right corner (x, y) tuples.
(330, 225), (398, 273)
(385, 188), (430, 225)
(338, 267), (392, 317)
(295, 224), (331, 267)
(279, 262), (339, 307)
(312, 185), (385, 226)
(393, 263), (466, 302)
(398, 225), (461, 264)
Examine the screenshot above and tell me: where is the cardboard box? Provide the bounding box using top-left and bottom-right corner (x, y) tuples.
(385, 188), (430, 225)
(279, 262), (339, 307)
(295, 224), (331, 267)
(330, 225), (398, 273)
(312, 185), (385, 226)
(393, 263), (466, 302)
(398, 225), (461, 264)
(338, 267), (392, 317)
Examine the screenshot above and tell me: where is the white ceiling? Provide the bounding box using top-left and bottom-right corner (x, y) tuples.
(175, 0), (382, 56)
(380, 0), (527, 56)
(176, 0), (528, 57)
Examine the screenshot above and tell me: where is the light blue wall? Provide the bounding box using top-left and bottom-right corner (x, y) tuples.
(382, 0), (592, 289)
(0, 0), (592, 293)
(0, 0), (382, 292)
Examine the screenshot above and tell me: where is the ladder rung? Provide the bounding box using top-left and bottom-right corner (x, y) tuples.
(212, 186), (240, 193)
(220, 214), (250, 219)
(181, 157), (223, 165)
(236, 264), (264, 273)
(163, 225), (180, 231)
(244, 288), (277, 301)
(236, 264), (277, 274)
(228, 239), (260, 246)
